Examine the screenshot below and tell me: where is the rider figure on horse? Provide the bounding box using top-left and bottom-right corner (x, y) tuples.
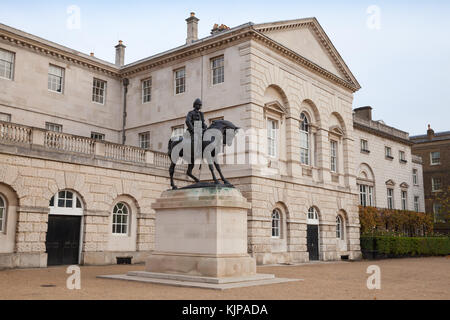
(185, 98), (207, 163)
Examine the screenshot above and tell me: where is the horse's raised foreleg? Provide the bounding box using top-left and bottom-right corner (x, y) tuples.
(187, 164), (200, 183)
(213, 161), (231, 186)
(169, 162), (177, 189)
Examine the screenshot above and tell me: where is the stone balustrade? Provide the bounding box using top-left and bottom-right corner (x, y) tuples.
(0, 120), (182, 171)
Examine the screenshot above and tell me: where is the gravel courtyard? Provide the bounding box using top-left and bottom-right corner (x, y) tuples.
(0, 257), (448, 300)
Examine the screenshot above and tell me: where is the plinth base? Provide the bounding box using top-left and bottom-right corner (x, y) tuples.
(146, 252), (256, 278)
(98, 271), (301, 290)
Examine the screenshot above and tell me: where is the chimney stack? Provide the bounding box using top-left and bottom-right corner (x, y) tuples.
(353, 106), (373, 121)
(186, 12), (199, 44)
(427, 124), (435, 140)
(115, 40), (126, 67)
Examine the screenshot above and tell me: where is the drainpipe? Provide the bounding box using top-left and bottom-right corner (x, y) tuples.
(122, 78), (129, 145)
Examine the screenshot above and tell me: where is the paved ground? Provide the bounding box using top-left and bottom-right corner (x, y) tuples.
(1, 257), (449, 300)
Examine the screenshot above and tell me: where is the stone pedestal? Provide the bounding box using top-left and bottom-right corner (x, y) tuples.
(146, 187), (255, 278)
(99, 186), (299, 289)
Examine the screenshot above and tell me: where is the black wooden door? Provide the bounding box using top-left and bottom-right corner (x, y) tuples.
(46, 215), (81, 266)
(307, 224), (319, 261)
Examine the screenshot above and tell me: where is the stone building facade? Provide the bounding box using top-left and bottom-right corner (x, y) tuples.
(411, 127), (450, 233)
(353, 107), (425, 212)
(0, 14), (370, 268)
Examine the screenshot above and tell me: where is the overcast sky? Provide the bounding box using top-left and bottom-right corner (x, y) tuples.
(1, 0), (449, 135)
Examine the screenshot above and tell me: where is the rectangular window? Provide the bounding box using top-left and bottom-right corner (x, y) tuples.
(267, 119), (277, 158)
(413, 169), (418, 185)
(0, 112), (11, 122)
(171, 126), (185, 139)
(174, 68), (186, 94)
(430, 152), (440, 165)
(433, 203), (444, 223)
(330, 140), (337, 172)
(300, 129), (309, 165)
(401, 190), (407, 210)
(360, 139), (369, 152)
(359, 184), (374, 207)
(139, 132), (150, 149)
(385, 146), (392, 159)
(92, 78), (107, 104)
(414, 196), (419, 212)
(387, 188), (394, 209)
(45, 122), (62, 132)
(48, 64), (64, 93)
(0, 48), (14, 80)
(142, 78), (152, 103)
(90, 132), (105, 141)
(211, 56), (224, 85)
(432, 178), (442, 192)
(399, 151), (406, 163)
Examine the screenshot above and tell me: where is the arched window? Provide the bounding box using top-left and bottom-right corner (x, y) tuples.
(308, 207), (318, 220)
(300, 113), (310, 165)
(336, 216), (343, 239)
(0, 195), (6, 232)
(272, 209), (281, 238)
(112, 202), (129, 235)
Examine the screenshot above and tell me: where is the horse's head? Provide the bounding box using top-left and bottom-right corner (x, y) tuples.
(209, 120), (240, 146)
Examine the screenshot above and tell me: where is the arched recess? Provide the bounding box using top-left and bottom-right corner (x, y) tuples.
(0, 183), (19, 254)
(357, 163), (376, 207)
(300, 99), (321, 127)
(328, 112), (348, 178)
(270, 201), (289, 253)
(107, 194), (139, 252)
(47, 189), (85, 266)
(336, 209), (348, 252)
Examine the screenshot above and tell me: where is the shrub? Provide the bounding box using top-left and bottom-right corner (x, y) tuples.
(360, 236), (450, 258)
(359, 206), (434, 237)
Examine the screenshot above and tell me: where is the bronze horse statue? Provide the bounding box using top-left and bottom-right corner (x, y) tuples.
(167, 120), (239, 189)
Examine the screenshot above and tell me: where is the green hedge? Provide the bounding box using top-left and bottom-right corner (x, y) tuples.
(361, 236), (450, 258)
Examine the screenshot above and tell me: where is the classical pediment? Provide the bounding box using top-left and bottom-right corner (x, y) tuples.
(385, 179), (396, 186)
(254, 18), (360, 89)
(264, 100), (287, 116)
(400, 182), (409, 189)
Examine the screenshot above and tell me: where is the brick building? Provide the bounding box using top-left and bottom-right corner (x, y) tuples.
(411, 126), (450, 233)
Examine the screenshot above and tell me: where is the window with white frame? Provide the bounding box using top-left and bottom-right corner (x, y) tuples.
(430, 152), (440, 165)
(92, 78), (106, 104)
(174, 68), (186, 94)
(171, 126), (185, 139)
(211, 56), (224, 85)
(300, 113), (310, 165)
(330, 140), (337, 172)
(91, 132), (105, 141)
(401, 190), (408, 210)
(414, 196), (420, 212)
(387, 188), (394, 209)
(45, 122), (62, 132)
(0, 112), (11, 122)
(308, 207), (319, 220)
(336, 216), (343, 239)
(142, 78), (152, 103)
(139, 132), (150, 149)
(271, 209), (281, 238)
(432, 177), (442, 192)
(267, 119), (278, 158)
(361, 139), (369, 152)
(0, 195), (6, 232)
(49, 190), (83, 209)
(385, 146), (392, 159)
(0, 48), (14, 80)
(399, 151), (406, 163)
(359, 184), (374, 207)
(48, 65), (64, 93)
(112, 202), (129, 235)
(413, 169), (418, 185)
